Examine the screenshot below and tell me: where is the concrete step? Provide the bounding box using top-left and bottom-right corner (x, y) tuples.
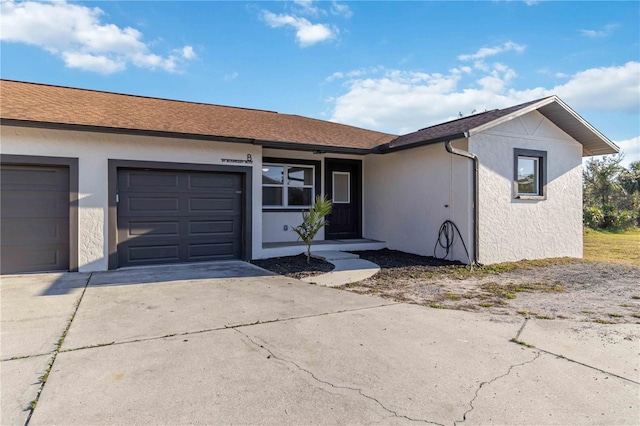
(311, 251), (359, 261)
(301, 259), (380, 287)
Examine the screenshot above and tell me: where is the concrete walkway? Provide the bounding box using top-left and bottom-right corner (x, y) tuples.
(301, 250), (380, 287)
(2, 261), (638, 426)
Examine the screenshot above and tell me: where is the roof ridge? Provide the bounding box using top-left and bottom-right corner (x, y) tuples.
(413, 108), (499, 132)
(284, 113), (397, 137)
(411, 96), (555, 133)
(0, 79), (280, 114)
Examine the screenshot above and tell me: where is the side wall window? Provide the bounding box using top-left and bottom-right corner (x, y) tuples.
(513, 148), (547, 199)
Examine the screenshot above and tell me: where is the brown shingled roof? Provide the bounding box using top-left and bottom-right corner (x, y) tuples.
(0, 80), (396, 152)
(383, 98), (546, 151)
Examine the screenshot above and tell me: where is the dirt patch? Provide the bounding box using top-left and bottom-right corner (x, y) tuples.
(253, 249), (640, 324)
(251, 254), (334, 279)
(343, 249), (640, 324)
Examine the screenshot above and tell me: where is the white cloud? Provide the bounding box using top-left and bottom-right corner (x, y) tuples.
(0, 0), (195, 74)
(615, 136), (640, 165)
(550, 61), (640, 111)
(325, 66), (383, 82)
(328, 61), (640, 134)
(62, 52), (125, 74)
(224, 72), (239, 81)
(181, 46), (196, 60)
(458, 41), (526, 61)
(293, 0), (324, 17)
(331, 1), (352, 18)
(262, 10), (337, 47)
(579, 24), (619, 38)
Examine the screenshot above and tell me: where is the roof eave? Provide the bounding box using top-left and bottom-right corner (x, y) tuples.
(0, 118), (373, 155)
(377, 133), (467, 154)
(257, 140), (371, 155)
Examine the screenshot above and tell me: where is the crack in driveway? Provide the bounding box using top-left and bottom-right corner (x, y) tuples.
(56, 302), (399, 353)
(454, 351), (541, 425)
(235, 328), (444, 425)
(24, 273), (92, 426)
(515, 319), (639, 386)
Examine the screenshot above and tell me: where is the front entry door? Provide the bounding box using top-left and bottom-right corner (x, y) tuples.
(324, 158), (361, 240)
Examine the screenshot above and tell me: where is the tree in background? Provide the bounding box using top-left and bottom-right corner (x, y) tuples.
(583, 154), (639, 229)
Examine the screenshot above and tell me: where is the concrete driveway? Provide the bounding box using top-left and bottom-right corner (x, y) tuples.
(2, 261), (638, 425)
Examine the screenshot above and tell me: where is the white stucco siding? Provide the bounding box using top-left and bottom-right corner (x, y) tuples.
(363, 140), (473, 263)
(261, 149), (363, 243)
(0, 126), (263, 271)
(470, 110), (583, 264)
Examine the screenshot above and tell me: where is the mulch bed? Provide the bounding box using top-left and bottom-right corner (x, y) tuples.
(251, 254), (334, 279)
(251, 248), (460, 281)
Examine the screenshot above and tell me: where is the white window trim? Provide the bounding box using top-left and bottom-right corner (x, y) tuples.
(332, 171), (350, 204)
(262, 163), (315, 209)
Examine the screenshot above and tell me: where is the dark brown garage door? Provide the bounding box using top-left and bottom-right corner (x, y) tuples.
(117, 168), (243, 267)
(1, 165), (70, 274)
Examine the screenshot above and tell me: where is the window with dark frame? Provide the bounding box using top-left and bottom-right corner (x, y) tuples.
(514, 148), (547, 199)
(262, 163), (314, 208)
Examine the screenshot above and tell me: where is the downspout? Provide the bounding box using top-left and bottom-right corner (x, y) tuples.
(445, 138), (480, 265)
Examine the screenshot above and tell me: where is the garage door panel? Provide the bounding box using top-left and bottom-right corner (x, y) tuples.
(1, 164), (70, 274)
(188, 173), (241, 190)
(1, 190), (69, 217)
(125, 196), (180, 214)
(125, 220), (180, 237)
(117, 168), (243, 267)
(1, 166), (68, 190)
(121, 171), (180, 190)
(189, 242), (236, 259)
(1, 245), (68, 273)
(188, 197), (238, 212)
(188, 220), (236, 236)
(127, 245), (180, 263)
(2, 218), (68, 243)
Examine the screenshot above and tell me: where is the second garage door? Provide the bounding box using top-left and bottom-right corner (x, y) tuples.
(117, 168), (243, 267)
(1, 164), (70, 274)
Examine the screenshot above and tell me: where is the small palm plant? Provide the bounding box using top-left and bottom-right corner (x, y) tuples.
(292, 195), (332, 263)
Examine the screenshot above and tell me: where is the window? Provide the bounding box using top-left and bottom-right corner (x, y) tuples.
(514, 148), (547, 199)
(332, 171), (350, 203)
(262, 163), (314, 207)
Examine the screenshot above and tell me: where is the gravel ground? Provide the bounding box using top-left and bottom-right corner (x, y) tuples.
(254, 249), (640, 324)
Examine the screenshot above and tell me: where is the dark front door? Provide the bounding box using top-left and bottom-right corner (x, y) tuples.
(117, 168), (243, 267)
(324, 159), (361, 240)
(0, 164), (70, 274)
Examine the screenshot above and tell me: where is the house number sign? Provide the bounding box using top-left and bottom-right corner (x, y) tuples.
(221, 154), (253, 164)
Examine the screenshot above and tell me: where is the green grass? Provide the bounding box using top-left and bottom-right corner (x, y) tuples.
(583, 228), (640, 267)
(510, 338), (535, 348)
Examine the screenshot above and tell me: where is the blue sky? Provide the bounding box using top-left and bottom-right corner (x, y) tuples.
(1, 0), (639, 165)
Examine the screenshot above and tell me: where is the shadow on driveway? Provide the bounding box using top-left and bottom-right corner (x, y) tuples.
(38, 260), (276, 296)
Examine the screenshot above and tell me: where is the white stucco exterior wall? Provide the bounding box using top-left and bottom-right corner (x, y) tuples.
(363, 140), (474, 264)
(0, 126), (263, 271)
(470, 110), (583, 264)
